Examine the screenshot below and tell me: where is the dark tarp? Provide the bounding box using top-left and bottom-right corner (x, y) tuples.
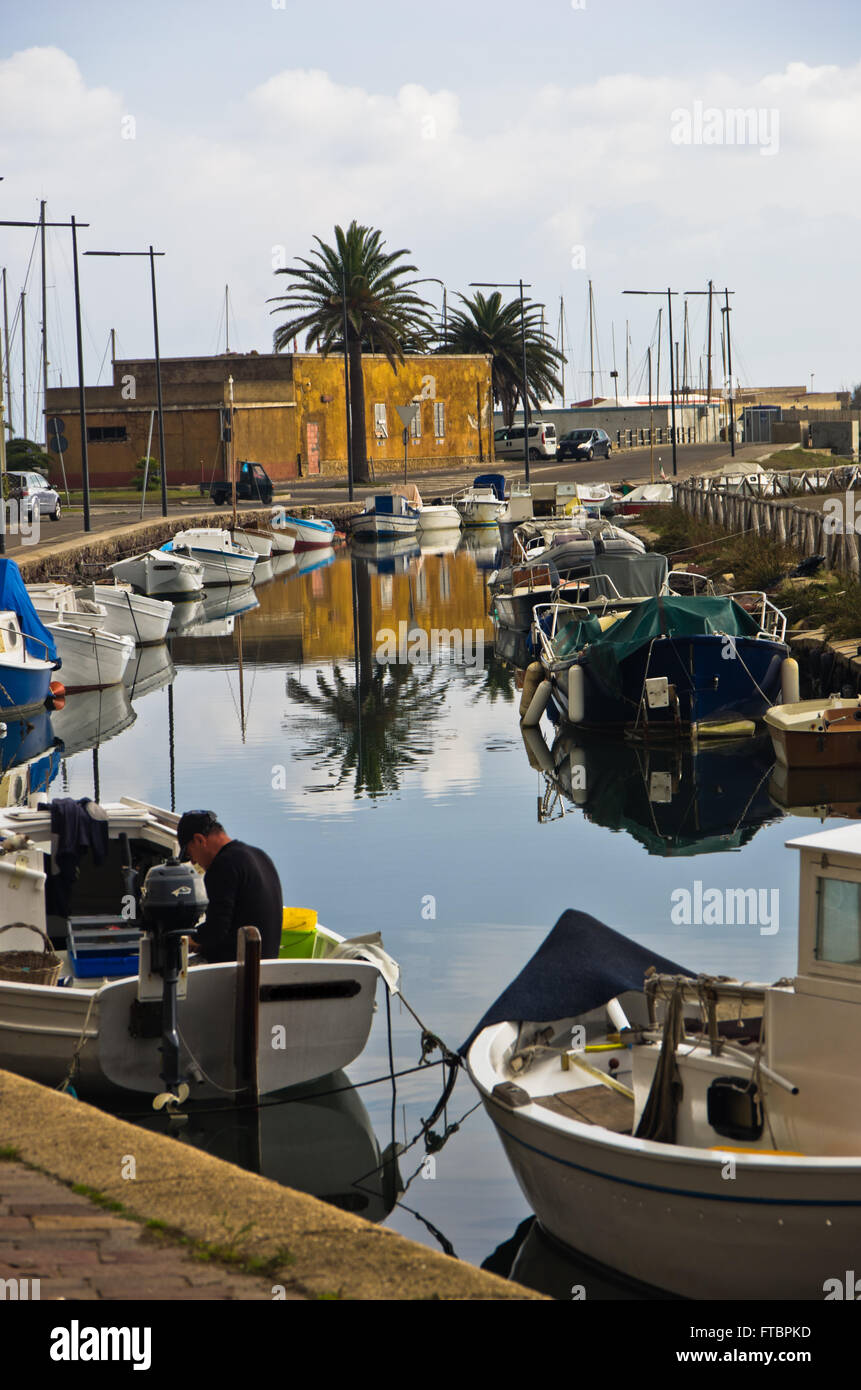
(0, 558), (57, 661)
(459, 909), (693, 1054)
(586, 552), (669, 601)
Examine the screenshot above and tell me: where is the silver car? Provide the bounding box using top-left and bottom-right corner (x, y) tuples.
(495, 422), (557, 461)
(6, 471), (62, 522)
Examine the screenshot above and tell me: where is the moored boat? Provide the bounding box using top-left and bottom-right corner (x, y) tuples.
(764, 695), (861, 768)
(271, 508), (336, 551)
(109, 549), (205, 597)
(0, 799), (398, 1103)
(465, 821), (861, 1299)
(43, 619), (135, 693)
(346, 492), (420, 542)
(455, 473), (508, 528)
(75, 583), (173, 647)
(166, 528), (258, 587)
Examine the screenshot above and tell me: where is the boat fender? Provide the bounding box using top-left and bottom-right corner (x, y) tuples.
(521, 724), (555, 773)
(522, 678), (551, 728)
(519, 662), (545, 719)
(46, 681), (66, 711)
(780, 657), (800, 706)
(568, 665), (585, 724)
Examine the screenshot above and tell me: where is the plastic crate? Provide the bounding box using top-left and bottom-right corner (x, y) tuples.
(69, 950), (139, 979)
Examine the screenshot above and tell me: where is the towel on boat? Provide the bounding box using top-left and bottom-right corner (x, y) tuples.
(39, 797), (110, 917)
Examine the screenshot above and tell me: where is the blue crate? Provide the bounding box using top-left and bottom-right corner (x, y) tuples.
(69, 951), (139, 980)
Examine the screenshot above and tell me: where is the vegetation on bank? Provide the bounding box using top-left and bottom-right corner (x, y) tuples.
(764, 449), (855, 471)
(644, 504), (861, 640)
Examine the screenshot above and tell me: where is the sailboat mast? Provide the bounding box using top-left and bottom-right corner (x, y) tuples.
(559, 295), (565, 406)
(228, 373), (237, 529)
(2, 270), (11, 432)
(625, 319), (629, 398)
(21, 291), (26, 440)
(237, 615), (246, 743)
(588, 280), (595, 407)
(225, 284), (229, 353)
(40, 201), (48, 447)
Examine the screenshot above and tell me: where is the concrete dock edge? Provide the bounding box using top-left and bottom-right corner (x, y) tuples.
(0, 1070), (543, 1300)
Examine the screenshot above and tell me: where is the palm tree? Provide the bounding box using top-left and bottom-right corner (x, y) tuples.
(444, 290), (565, 425)
(269, 222), (435, 484)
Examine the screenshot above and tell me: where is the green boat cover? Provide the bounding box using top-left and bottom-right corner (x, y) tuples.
(553, 595), (763, 695)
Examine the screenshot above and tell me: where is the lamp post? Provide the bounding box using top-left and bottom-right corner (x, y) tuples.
(413, 277), (448, 348)
(624, 288), (679, 477)
(470, 280), (532, 482)
(85, 247), (168, 517)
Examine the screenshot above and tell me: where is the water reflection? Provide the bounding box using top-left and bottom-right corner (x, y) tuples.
(525, 727), (782, 856)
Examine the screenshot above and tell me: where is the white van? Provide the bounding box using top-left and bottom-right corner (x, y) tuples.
(495, 422), (557, 461)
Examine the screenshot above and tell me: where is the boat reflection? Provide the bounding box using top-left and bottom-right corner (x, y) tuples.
(483, 1217), (672, 1301)
(457, 527), (502, 570)
(524, 726), (782, 855)
(52, 684), (136, 757)
(769, 761), (861, 822)
(128, 1071), (397, 1223)
(183, 585), (259, 638)
(294, 546), (336, 578)
(0, 713), (62, 805)
(349, 537), (421, 573)
(168, 596), (205, 634)
(124, 643), (175, 702)
(418, 527), (461, 556)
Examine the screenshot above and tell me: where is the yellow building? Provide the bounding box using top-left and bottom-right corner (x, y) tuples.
(44, 351), (494, 488)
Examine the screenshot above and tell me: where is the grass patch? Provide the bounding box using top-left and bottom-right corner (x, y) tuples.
(764, 450), (854, 472)
(774, 573), (861, 641)
(70, 1182), (128, 1213)
(0, 1144), (21, 1161)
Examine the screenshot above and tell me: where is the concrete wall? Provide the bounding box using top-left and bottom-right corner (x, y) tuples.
(499, 403), (721, 444)
(810, 419), (860, 457)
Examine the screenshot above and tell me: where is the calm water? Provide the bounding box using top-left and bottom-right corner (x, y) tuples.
(44, 540), (855, 1296)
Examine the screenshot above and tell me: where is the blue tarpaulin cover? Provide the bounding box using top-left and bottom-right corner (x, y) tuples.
(0, 558), (57, 661)
(460, 909), (693, 1054)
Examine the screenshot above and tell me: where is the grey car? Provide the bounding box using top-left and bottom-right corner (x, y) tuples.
(6, 471), (62, 521)
(495, 422), (557, 461)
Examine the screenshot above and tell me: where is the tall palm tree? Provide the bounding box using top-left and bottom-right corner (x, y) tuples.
(269, 222), (435, 484)
(444, 290), (565, 425)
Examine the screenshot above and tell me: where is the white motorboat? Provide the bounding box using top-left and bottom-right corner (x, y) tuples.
(0, 799), (398, 1103)
(389, 483), (461, 533)
(347, 492), (420, 542)
(109, 549), (205, 598)
(467, 823), (861, 1300)
(28, 583), (108, 633)
(271, 508), (336, 551)
(267, 526), (296, 556)
(455, 478), (508, 528)
(166, 528), (258, 587)
(45, 619), (135, 693)
(75, 583), (173, 647)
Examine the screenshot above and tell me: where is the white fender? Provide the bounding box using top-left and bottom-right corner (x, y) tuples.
(522, 680), (551, 728)
(780, 657), (800, 705)
(567, 664), (585, 724)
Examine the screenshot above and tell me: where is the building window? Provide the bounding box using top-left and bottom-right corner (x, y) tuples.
(410, 404), (422, 441)
(434, 401), (445, 439)
(374, 403), (388, 439)
(87, 425), (128, 443)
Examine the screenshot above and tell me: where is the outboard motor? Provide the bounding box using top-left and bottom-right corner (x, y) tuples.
(140, 859), (208, 1100)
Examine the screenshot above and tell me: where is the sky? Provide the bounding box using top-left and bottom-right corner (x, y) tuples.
(2, 0), (861, 431)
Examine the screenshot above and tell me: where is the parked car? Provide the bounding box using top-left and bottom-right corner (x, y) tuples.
(210, 460), (274, 506)
(494, 423), (557, 461)
(557, 428), (612, 462)
(5, 471), (61, 521)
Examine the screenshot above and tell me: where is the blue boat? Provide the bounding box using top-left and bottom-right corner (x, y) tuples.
(346, 493), (420, 542)
(0, 559), (59, 714)
(536, 592), (789, 734)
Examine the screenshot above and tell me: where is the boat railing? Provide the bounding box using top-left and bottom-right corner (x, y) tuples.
(665, 569), (714, 597)
(728, 591), (788, 643)
(3, 620), (56, 666)
(510, 563), (554, 594)
(531, 601), (591, 661)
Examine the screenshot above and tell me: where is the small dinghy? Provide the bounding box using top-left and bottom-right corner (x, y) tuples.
(764, 695), (861, 768)
(271, 509), (336, 551)
(347, 492), (420, 542)
(466, 821), (861, 1298)
(455, 474), (507, 528)
(109, 549), (204, 597)
(0, 799), (398, 1104)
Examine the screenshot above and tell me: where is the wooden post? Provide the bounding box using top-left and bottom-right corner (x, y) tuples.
(234, 925), (261, 1105)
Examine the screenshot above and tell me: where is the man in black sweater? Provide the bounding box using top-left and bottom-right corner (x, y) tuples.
(176, 810), (283, 963)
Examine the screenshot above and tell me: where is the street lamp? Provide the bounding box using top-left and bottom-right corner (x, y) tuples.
(85, 247), (168, 518)
(470, 280), (532, 482)
(624, 289), (679, 476)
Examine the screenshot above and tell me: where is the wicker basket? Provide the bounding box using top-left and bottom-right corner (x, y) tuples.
(0, 923), (62, 986)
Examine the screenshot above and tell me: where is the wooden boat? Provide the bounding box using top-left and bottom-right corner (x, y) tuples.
(389, 483), (461, 532)
(764, 696), (861, 768)
(109, 549), (205, 597)
(0, 799), (397, 1103)
(228, 525), (273, 560)
(465, 821), (861, 1299)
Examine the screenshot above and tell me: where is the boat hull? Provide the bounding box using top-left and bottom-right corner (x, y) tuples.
(348, 513), (419, 542)
(48, 624), (134, 692)
(76, 585), (173, 646)
(456, 499), (506, 527)
(110, 553), (204, 597)
(0, 661), (55, 716)
(469, 1026), (861, 1300)
(550, 634), (787, 731)
(0, 958), (381, 1102)
(172, 545), (257, 587)
(272, 512), (336, 550)
(765, 699), (861, 768)
(416, 505), (462, 532)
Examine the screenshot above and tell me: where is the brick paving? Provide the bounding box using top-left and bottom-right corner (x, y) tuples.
(0, 1162), (302, 1301)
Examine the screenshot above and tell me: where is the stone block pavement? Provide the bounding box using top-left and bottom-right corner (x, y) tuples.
(0, 1162), (301, 1301)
